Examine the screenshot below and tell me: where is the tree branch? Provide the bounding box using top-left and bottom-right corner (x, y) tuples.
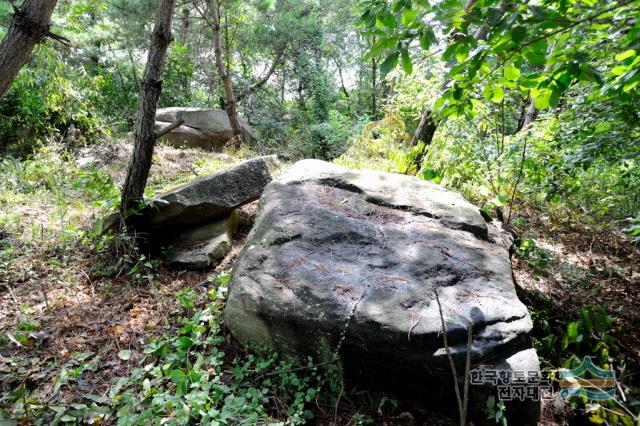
(498, 0), (636, 69)
(236, 48), (286, 103)
(154, 118), (185, 140)
(46, 31), (72, 47)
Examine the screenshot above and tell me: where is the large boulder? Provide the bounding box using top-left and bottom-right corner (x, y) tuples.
(224, 160), (540, 424)
(155, 108), (257, 151)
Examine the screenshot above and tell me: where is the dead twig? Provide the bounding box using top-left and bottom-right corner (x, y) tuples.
(3, 282), (19, 307)
(80, 269), (96, 299)
(407, 312), (423, 341)
(434, 289), (473, 426)
(154, 119), (185, 140)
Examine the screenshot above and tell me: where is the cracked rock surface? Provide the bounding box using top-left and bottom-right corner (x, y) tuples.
(225, 160), (539, 408)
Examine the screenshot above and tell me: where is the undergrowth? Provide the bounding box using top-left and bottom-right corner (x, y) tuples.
(110, 277), (327, 426)
(1, 273), (335, 425)
(514, 239), (640, 425)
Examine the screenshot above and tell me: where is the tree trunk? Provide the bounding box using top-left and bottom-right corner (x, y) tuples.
(120, 0), (177, 220)
(371, 56), (377, 118)
(517, 44), (555, 133)
(179, 8), (190, 44)
(208, 0), (242, 143)
(404, 110), (438, 174)
(518, 99), (539, 131)
(335, 57), (349, 99)
(0, 0), (58, 100)
(297, 80), (305, 109)
(280, 66), (286, 109)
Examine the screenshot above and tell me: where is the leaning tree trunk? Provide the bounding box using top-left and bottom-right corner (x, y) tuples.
(208, 0), (242, 144)
(516, 44), (555, 133)
(0, 0), (58, 100)
(403, 110), (438, 174)
(120, 0), (177, 221)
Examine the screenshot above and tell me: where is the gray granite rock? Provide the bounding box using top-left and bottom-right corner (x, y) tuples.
(155, 107), (257, 150)
(224, 159), (539, 425)
(165, 212), (237, 269)
(95, 156), (279, 236)
(144, 155), (280, 228)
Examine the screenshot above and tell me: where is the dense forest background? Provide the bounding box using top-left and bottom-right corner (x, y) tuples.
(0, 0), (639, 424)
(1, 0), (638, 225)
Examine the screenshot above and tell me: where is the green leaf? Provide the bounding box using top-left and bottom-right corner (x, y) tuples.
(419, 34), (431, 50)
(483, 84), (504, 103)
(579, 309), (592, 331)
(524, 39), (548, 65)
(455, 41), (469, 63)
(400, 49), (413, 74)
(567, 321), (579, 341)
(452, 85), (464, 100)
(442, 42), (458, 62)
(483, 84), (493, 101)
(419, 28), (436, 50)
(504, 63), (521, 80)
(169, 369), (186, 383)
(579, 64), (604, 84)
(533, 89), (550, 109)
(401, 9), (418, 27)
(178, 336), (193, 350)
(380, 52), (399, 76)
(615, 49), (636, 61)
(419, 168), (442, 183)
(525, 49), (546, 65)
(510, 26), (527, 44)
(491, 85), (504, 103)
(382, 36), (399, 49)
(549, 89), (561, 107)
(379, 12), (397, 30)
(118, 350), (131, 360)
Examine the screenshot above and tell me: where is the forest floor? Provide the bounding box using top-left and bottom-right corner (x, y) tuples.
(0, 142), (638, 425)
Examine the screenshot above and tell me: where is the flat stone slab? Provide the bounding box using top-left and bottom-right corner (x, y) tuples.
(144, 155), (280, 228)
(96, 156), (279, 247)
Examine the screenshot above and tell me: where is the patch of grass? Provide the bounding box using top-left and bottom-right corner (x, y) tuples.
(334, 110), (410, 173)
